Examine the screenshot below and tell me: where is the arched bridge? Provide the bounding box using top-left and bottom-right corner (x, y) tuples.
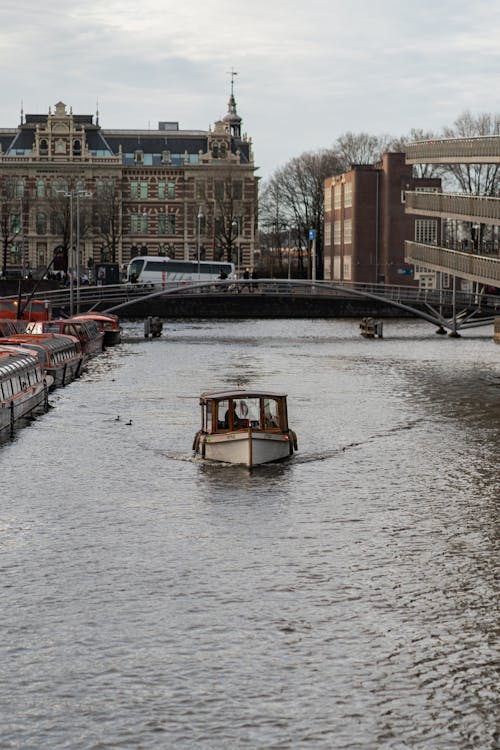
(21, 279), (500, 334)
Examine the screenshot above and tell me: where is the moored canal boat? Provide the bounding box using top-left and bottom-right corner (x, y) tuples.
(193, 389), (298, 467)
(0, 350), (51, 437)
(70, 312), (122, 346)
(0, 333), (84, 388)
(30, 318), (105, 360)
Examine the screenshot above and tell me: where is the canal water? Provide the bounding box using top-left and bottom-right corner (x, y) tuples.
(1, 319), (498, 750)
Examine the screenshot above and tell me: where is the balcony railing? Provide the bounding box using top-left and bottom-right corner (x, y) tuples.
(405, 136), (500, 164)
(405, 191), (500, 225)
(405, 242), (500, 285)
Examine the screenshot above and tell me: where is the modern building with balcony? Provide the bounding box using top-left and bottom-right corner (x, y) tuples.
(404, 136), (500, 292)
(0, 89), (258, 275)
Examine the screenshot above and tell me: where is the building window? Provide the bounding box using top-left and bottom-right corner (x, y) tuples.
(10, 215), (20, 234)
(324, 223), (331, 245)
(215, 181), (224, 200)
(212, 144), (219, 159)
(39, 139), (48, 156)
(167, 213), (175, 234)
(333, 223), (341, 245)
(16, 180), (25, 199)
(140, 182), (148, 200)
(36, 212), (47, 235)
(344, 219), (352, 244)
(140, 213), (148, 233)
(167, 182), (175, 199)
(73, 140), (82, 156)
(158, 182), (165, 199)
(96, 180), (104, 198)
(158, 212), (165, 235)
(232, 180), (243, 200)
(37, 179), (45, 199)
(196, 180), (206, 201)
(333, 184), (342, 209)
(135, 150), (144, 163)
(344, 182), (352, 208)
(324, 188), (332, 212)
(130, 181), (138, 199)
(130, 213), (138, 233)
(343, 255), (352, 280)
(415, 219), (438, 244)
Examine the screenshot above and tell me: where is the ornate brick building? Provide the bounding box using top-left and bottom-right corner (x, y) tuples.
(0, 88), (257, 275)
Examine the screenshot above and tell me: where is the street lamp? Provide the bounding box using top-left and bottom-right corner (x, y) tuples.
(232, 219), (241, 275)
(56, 188), (92, 315)
(197, 206), (204, 280)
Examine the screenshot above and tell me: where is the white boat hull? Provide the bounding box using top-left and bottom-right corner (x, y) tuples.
(199, 430), (293, 467)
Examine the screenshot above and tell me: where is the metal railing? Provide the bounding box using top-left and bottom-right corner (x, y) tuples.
(405, 242), (500, 285)
(405, 191), (500, 225)
(6, 278), (498, 316)
(405, 135), (500, 164)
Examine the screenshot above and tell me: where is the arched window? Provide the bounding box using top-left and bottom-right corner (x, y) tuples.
(212, 144), (219, 159)
(73, 139), (81, 156)
(37, 179), (45, 198)
(36, 212), (47, 235)
(220, 143), (227, 158)
(40, 139), (48, 155)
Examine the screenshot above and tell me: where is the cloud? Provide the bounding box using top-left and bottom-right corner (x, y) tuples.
(1, 0), (499, 177)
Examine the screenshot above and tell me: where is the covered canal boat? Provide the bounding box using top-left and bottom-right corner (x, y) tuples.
(0, 350), (50, 437)
(193, 389), (298, 467)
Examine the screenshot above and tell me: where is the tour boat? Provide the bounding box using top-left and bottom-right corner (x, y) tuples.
(0, 298), (51, 323)
(0, 349), (51, 437)
(70, 312), (122, 346)
(0, 333), (84, 389)
(192, 389), (298, 467)
(30, 318), (105, 360)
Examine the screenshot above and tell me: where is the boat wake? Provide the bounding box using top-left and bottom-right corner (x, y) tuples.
(153, 418), (425, 466)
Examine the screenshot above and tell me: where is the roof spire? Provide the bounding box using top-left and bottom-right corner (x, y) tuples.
(20, 99), (24, 125)
(96, 97), (100, 126)
(224, 69), (242, 137)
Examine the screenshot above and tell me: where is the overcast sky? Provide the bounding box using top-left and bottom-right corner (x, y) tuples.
(1, 0), (499, 179)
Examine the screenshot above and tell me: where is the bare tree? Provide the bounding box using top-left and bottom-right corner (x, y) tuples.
(0, 178), (27, 278)
(92, 181), (121, 262)
(211, 169), (245, 264)
(333, 132), (392, 172)
(261, 149), (341, 277)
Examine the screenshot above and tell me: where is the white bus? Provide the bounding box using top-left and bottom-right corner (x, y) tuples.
(126, 256), (236, 285)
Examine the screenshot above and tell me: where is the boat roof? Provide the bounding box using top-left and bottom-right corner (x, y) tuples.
(0, 335), (77, 353)
(200, 389), (288, 401)
(0, 349), (39, 374)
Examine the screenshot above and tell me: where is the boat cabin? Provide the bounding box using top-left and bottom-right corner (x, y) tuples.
(199, 390), (288, 434)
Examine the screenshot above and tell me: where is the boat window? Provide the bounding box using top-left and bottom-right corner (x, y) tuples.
(234, 398), (260, 428)
(263, 397), (280, 429)
(216, 399), (230, 430)
(205, 402), (213, 433)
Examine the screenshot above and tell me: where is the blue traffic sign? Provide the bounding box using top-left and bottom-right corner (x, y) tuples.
(309, 229), (315, 240)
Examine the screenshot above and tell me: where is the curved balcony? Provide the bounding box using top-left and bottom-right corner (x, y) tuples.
(405, 242), (500, 286)
(405, 191), (500, 225)
(405, 136), (500, 164)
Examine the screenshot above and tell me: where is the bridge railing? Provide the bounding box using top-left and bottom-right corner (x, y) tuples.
(4, 278), (499, 315)
(405, 191), (500, 225)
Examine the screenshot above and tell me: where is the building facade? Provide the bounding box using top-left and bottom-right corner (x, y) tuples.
(0, 92), (257, 275)
(324, 152), (441, 286)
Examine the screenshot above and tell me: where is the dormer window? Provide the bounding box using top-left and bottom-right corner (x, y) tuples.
(134, 150), (144, 163)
